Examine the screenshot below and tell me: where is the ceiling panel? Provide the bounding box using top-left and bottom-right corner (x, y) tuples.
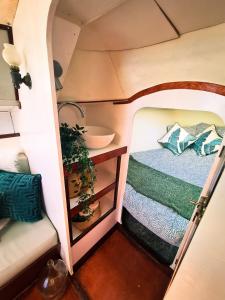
(157, 0), (225, 34)
(57, 0), (127, 25)
(77, 0), (178, 51)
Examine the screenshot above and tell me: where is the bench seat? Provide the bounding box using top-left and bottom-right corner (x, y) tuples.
(0, 214), (58, 287)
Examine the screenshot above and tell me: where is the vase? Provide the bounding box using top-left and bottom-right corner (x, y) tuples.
(68, 170), (92, 198)
(37, 259), (68, 300)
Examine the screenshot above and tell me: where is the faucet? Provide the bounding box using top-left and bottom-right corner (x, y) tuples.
(57, 101), (85, 118)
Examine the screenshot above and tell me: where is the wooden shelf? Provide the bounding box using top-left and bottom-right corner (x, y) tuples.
(72, 193), (115, 243)
(70, 182), (116, 217)
(69, 168), (116, 215)
(65, 144), (127, 248)
(64, 144), (127, 177)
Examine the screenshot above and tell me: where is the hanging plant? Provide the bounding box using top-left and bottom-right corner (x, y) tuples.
(60, 123), (96, 213)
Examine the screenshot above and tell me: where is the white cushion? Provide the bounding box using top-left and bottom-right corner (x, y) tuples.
(0, 214), (58, 286)
(0, 138), (23, 172)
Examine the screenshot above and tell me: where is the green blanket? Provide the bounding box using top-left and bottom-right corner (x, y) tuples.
(127, 156), (202, 220)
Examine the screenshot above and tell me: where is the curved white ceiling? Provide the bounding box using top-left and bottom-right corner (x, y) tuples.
(57, 0), (225, 51)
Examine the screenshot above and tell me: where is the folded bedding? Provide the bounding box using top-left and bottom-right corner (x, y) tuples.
(124, 184), (188, 247)
(127, 155), (201, 220)
(132, 148), (215, 187)
(123, 148), (215, 252)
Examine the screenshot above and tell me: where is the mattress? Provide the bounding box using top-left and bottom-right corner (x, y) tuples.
(0, 214), (58, 286)
(123, 148), (215, 259)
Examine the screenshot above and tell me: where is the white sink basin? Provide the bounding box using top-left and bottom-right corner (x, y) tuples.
(84, 126), (115, 149)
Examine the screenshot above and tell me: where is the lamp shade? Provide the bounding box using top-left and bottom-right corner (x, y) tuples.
(2, 43), (21, 67)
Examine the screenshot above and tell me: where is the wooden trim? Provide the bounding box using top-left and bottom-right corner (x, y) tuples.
(70, 182), (116, 218)
(0, 244), (60, 300)
(0, 24), (12, 33)
(77, 99), (115, 104)
(113, 81), (225, 105)
(76, 81), (225, 105)
(91, 146), (127, 164)
(65, 177), (74, 245)
(72, 207), (116, 245)
(0, 133), (20, 139)
(114, 156), (121, 209)
(64, 146), (127, 177)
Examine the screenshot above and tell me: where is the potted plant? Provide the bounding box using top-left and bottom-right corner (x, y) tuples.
(60, 123), (99, 230)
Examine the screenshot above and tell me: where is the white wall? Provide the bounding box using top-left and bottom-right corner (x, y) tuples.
(60, 49), (125, 100)
(12, 0), (73, 273)
(0, 112), (14, 134)
(131, 108), (176, 152)
(52, 16), (80, 86)
(131, 108), (224, 152)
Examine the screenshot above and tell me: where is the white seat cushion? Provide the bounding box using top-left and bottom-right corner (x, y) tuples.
(0, 214), (58, 286)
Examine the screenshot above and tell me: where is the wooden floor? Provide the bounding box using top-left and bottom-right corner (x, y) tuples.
(22, 228), (171, 300)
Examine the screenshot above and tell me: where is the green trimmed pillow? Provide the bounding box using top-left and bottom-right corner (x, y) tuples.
(0, 171), (42, 222)
(158, 123), (197, 155)
(193, 125), (222, 156)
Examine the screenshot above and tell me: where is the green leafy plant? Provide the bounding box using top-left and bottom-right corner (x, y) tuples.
(60, 123), (96, 213)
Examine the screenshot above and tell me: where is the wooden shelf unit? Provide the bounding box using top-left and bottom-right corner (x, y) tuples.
(64, 145), (127, 245)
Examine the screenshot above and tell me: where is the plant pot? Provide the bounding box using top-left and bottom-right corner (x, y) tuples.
(68, 170), (93, 198)
(68, 173), (82, 198)
(73, 201), (101, 232)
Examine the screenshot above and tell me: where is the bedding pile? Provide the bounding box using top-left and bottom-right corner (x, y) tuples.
(123, 122), (221, 265)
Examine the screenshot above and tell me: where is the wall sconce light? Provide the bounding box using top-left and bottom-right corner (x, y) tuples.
(53, 60), (63, 91)
(2, 43), (32, 89)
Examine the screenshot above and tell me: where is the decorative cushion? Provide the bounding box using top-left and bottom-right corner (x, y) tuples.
(158, 123), (197, 155)
(15, 152), (31, 174)
(0, 171), (42, 222)
(196, 123), (225, 137)
(193, 125), (222, 156)
(167, 124), (197, 136)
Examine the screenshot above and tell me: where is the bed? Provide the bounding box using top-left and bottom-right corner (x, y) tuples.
(122, 148), (216, 265)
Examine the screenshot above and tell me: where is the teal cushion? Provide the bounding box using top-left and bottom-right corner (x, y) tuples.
(0, 171), (42, 222)
(158, 123), (197, 155)
(193, 125), (222, 156)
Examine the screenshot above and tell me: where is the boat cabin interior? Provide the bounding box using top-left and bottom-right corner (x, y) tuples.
(0, 0), (225, 299)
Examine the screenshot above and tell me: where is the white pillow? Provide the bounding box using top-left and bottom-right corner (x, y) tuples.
(0, 138), (23, 172)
